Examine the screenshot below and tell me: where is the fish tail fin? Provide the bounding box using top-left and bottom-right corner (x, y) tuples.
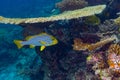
(14, 40), (23, 49)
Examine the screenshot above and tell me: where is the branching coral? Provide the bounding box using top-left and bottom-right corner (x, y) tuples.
(107, 44), (120, 76)
(56, 0), (88, 12)
(73, 36), (116, 52)
(108, 44), (120, 55)
(73, 38), (90, 51)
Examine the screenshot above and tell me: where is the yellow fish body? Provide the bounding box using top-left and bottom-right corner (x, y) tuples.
(14, 33), (58, 51)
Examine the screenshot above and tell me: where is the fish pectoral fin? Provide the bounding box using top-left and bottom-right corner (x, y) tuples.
(14, 40), (23, 49)
(40, 46), (46, 51)
(40, 41), (46, 45)
(30, 45), (35, 48)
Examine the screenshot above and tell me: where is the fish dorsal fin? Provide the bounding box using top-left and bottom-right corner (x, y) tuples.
(40, 41), (46, 45)
(30, 45), (35, 48)
(37, 33), (47, 36)
(25, 36), (33, 40)
(40, 46), (46, 51)
(25, 33), (45, 40)
(40, 33), (47, 35)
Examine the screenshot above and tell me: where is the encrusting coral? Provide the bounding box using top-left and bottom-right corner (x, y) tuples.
(56, 0), (88, 12)
(0, 5), (106, 25)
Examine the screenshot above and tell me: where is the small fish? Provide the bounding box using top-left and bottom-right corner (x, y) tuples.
(85, 15), (100, 25)
(14, 33), (58, 51)
(87, 55), (92, 61)
(116, 12), (120, 16)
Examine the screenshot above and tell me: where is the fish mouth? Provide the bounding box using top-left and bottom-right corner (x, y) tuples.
(53, 39), (58, 45)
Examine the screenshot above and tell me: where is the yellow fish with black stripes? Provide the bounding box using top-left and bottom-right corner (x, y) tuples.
(14, 33), (58, 51)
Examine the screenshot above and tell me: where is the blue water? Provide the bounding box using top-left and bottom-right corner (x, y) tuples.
(0, 0), (59, 17)
(0, 0), (60, 80)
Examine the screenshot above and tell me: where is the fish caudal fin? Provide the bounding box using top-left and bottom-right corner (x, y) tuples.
(14, 40), (23, 49)
(40, 46), (46, 51)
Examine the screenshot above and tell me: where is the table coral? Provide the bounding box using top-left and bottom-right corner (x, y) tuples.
(0, 5), (106, 25)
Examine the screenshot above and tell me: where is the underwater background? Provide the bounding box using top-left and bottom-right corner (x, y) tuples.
(0, 0), (120, 80)
(0, 0), (59, 80)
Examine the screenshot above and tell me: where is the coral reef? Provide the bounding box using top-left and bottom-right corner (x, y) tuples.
(114, 17), (120, 25)
(1, 0), (120, 80)
(73, 36), (116, 52)
(73, 38), (90, 51)
(107, 44), (120, 75)
(107, 52), (120, 76)
(108, 44), (120, 55)
(98, 20), (119, 33)
(86, 0), (108, 5)
(0, 5), (106, 25)
(74, 69), (99, 80)
(86, 44), (120, 80)
(56, 0), (88, 12)
(35, 44), (87, 80)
